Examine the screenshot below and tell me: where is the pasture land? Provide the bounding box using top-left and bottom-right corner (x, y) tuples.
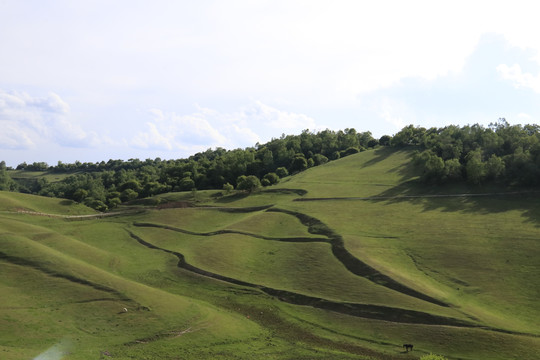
(1, 148), (539, 359)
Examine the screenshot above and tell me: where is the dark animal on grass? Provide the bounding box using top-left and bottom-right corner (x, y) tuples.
(403, 343), (413, 352)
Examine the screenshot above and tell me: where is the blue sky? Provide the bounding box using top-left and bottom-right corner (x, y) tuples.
(1, 0), (540, 167)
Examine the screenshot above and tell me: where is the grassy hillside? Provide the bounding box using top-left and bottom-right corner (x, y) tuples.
(1, 147), (539, 360)
(0, 191), (96, 215)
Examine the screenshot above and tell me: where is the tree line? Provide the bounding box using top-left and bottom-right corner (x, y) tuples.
(2, 129), (377, 211)
(2, 121), (539, 211)
(394, 119), (540, 186)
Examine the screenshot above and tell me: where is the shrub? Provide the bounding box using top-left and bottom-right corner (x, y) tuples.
(312, 153), (329, 166)
(368, 139), (379, 148)
(84, 198), (108, 212)
(379, 135), (391, 146)
(263, 172), (279, 185)
(341, 147), (360, 157)
(236, 175), (261, 192)
(276, 167), (289, 178)
(222, 182), (234, 193)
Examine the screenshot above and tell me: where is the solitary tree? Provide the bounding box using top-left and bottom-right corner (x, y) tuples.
(236, 175), (261, 193)
(275, 167), (289, 178)
(263, 172), (279, 186)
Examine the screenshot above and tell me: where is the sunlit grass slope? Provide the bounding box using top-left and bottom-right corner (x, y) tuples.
(0, 219), (264, 359)
(0, 191), (95, 215)
(275, 148), (540, 334)
(1, 147), (540, 360)
(130, 224), (466, 321)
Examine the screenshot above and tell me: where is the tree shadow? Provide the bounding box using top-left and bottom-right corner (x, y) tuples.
(369, 181), (540, 227)
(214, 192), (250, 203)
(361, 146), (419, 169)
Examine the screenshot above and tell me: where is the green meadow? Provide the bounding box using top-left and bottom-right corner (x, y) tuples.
(1, 148), (539, 359)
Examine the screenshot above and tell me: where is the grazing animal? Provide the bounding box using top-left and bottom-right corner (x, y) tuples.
(123, 307), (128, 313)
(403, 343), (413, 352)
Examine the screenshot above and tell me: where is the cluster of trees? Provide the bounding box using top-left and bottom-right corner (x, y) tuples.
(0, 162), (18, 191)
(4, 121), (539, 211)
(5, 129), (378, 210)
(395, 119), (540, 186)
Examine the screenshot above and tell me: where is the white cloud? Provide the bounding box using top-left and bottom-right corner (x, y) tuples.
(245, 101), (320, 131)
(0, 122), (35, 149)
(131, 101), (322, 152)
(375, 97), (411, 132)
(2, 1), (526, 107)
(132, 108), (230, 152)
(0, 90), (95, 149)
(517, 113), (532, 121)
(497, 64), (540, 93)
(380, 108), (406, 132)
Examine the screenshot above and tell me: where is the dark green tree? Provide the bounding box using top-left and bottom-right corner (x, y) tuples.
(290, 154), (308, 173)
(465, 150), (485, 184)
(275, 167), (289, 178)
(0, 167), (17, 191)
(263, 172), (279, 185)
(379, 135), (391, 146)
(236, 175), (261, 193)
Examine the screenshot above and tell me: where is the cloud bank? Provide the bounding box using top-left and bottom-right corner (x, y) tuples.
(0, 90), (97, 149)
(130, 101), (323, 153)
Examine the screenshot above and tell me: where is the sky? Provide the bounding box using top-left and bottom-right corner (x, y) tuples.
(1, 0), (540, 167)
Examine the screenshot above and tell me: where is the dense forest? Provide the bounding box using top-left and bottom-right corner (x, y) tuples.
(1, 120), (539, 211)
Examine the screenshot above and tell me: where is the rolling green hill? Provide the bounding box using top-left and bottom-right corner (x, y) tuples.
(1, 147), (539, 359)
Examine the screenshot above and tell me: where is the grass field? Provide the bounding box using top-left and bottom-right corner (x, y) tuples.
(1, 147), (539, 359)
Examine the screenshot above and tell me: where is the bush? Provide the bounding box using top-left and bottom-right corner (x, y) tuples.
(379, 135), (391, 146)
(236, 175), (261, 192)
(263, 172), (279, 185)
(367, 139), (379, 148)
(275, 167), (289, 178)
(121, 188), (139, 202)
(341, 147), (360, 157)
(290, 155), (308, 173)
(312, 153), (329, 166)
(107, 197), (122, 208)
(222, 182), (234, 193)
(84, 198), (108, 212)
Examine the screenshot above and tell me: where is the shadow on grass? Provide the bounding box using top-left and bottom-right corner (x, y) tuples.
(360, 147), (397, 168)
(214, 192), (250, 203)
(369, 181), (540, 227)
(362, 146), (418, 170)
(128, 231), (474, 327)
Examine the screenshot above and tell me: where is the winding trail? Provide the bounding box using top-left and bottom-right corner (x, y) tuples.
(134, 207), (447, 307)
(293, 190), (540, 202)
(267, 208), (449, 307)
(5, 200), (537, 336)
(133, 222), (328, 243)
(128, 231), (473, 327)
(7, 209), (145, 219)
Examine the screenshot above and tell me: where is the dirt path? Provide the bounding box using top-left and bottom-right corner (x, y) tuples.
(293, 190), (539, 202)
(127, 231), (474, 327)
(5, 209), (145, 219)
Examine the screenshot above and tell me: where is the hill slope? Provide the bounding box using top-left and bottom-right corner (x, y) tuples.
(1, 147), (539, 360)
